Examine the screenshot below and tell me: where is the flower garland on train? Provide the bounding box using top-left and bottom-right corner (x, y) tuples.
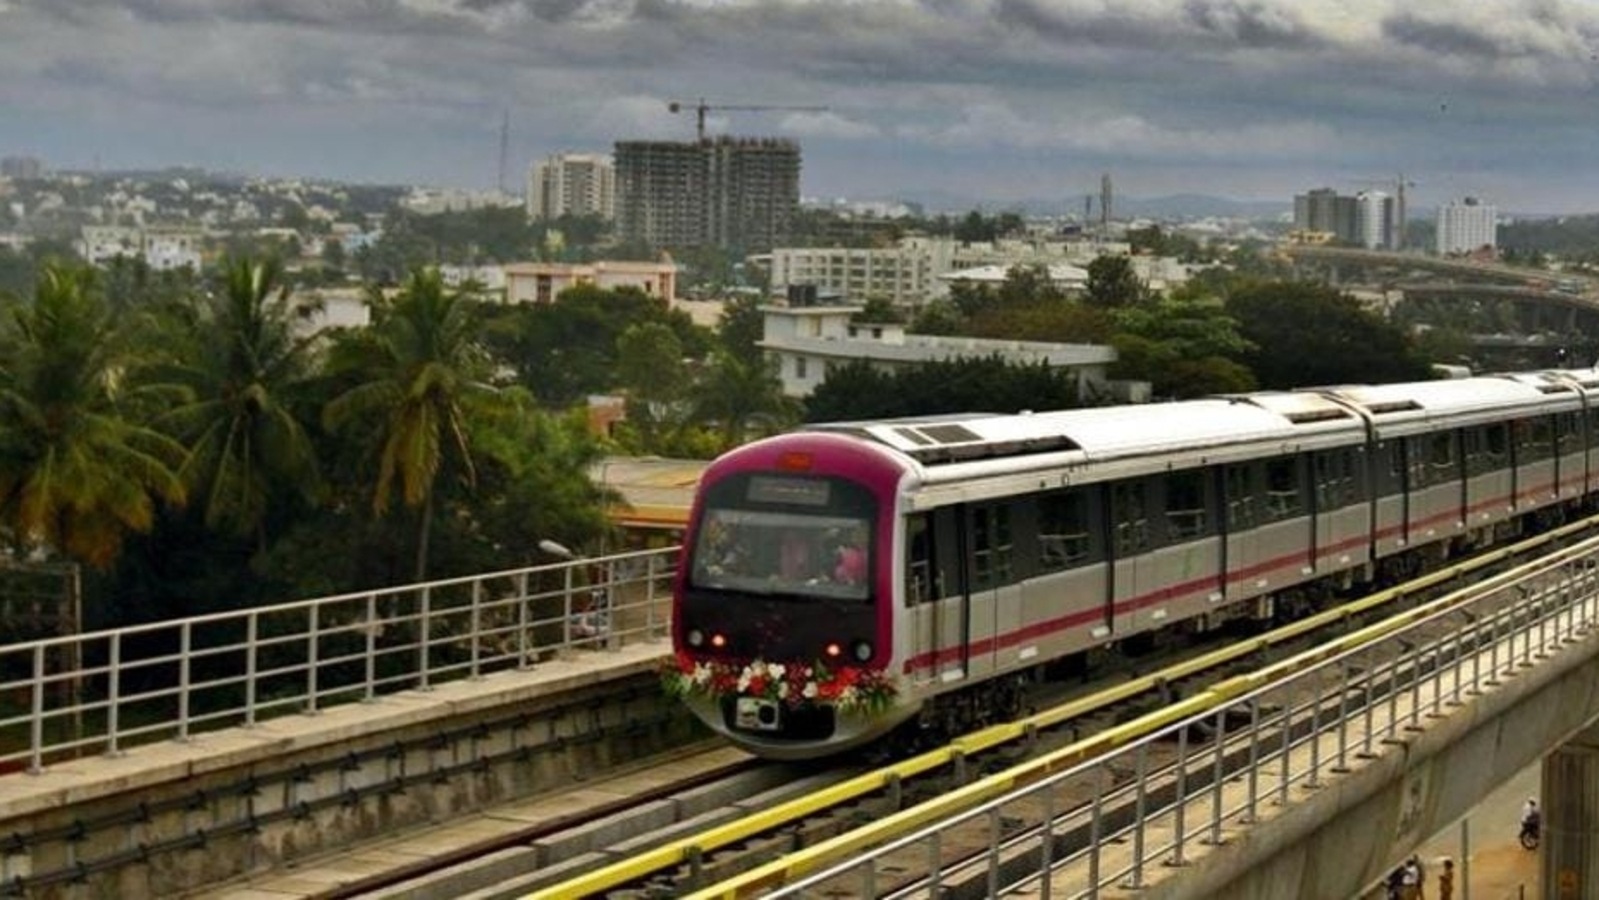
(662, 653), (897, 716)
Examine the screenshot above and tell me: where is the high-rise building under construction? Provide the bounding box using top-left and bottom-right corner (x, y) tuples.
(613, 137), (800, 252)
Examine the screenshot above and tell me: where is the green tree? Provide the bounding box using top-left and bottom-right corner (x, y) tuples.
(1084, 255), (1148, 309)
(159, 256), (323, 552)
(0, 262), (187, 567)
(717, 296), (767, 364)
(691, 350), (796, 448)
(1226, 281), (1433, 389)
(323, 268), (503, 580)
(616, 322), (690, 450)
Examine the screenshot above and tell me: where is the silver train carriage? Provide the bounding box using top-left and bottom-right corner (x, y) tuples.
(669, 369), (1599, 759)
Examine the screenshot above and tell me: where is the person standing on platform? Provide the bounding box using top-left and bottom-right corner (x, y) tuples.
(1436, 858), (1453, 900)
(1400, 855), (1423, 900)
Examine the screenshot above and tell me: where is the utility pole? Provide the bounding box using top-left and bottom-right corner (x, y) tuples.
(497, 109), (509, 195)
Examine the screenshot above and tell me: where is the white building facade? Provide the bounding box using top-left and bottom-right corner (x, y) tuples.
(760, 236), (1155, 308)
(1436, 197), (1498, 256)
(758, 301), (1117, 399)
(528, 153), (615, 221)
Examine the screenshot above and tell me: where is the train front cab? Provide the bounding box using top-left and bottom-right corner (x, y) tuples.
(672, 436), (913, 758)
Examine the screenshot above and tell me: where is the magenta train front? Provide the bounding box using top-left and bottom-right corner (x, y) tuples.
(670, 369), (1599, 759)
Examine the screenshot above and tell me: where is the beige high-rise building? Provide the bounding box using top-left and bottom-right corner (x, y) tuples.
(527, 153), (615, 221)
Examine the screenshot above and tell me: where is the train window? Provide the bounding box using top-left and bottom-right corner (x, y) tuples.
(1164, 469), (1209, 540)
(904, 513), (934, 605)
(1464, 425), (1509, 477)
(1517, 417), (1555, 464)
(1111, 481), (1150, 556)
(1038, 489), (1092, 571)
(1314, 449), (1358, 509)
(1264, 456), (1304, 521)
(970, 504), (1014, 589)
(1419, 432), (1457, 487)
(1224, 463), (1259, 529)
(1559, 412), (1583, 456)
(1373, 442), (1403, 498)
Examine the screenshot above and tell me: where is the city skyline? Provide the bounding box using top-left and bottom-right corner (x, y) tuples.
(6, 1), (1599, 214)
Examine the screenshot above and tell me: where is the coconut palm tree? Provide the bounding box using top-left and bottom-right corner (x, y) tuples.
(323, 268), (501, 581)
(159, 256), (322, 552)
(691, 349), (796, 447)
(0, 262), (186, 567)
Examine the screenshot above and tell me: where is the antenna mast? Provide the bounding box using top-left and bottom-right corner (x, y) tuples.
(497, 109), (509, 195)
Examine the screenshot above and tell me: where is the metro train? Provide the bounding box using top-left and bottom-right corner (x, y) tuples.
(668, 368), (1599, 759)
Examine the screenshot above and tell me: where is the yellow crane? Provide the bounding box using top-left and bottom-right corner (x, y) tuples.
(668, 98), (829, 141)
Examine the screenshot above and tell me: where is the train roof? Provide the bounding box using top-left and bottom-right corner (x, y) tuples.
(1320, 375), (1577, 432)
(807, 394), (1362, 467)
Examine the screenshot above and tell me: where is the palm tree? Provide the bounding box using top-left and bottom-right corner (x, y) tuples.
(0, 262), (187, 567)
(323, 268), (501, 581)
(159, 256), (322, 553)
(692, 349), (796, 447)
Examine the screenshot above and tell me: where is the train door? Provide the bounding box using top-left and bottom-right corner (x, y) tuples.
(1108, 478), (1156, 636)
(907, 507), (970, 687)
(966, 501), (1015, 677)
(1223, 462), (1260, 603)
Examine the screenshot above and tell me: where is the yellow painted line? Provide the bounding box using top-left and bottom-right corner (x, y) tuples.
(530, 517), (1599, 900)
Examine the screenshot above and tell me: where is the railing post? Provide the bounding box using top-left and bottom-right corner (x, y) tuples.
(244, 614), (259, 726)
(561, 566), (575, 650)
(1089, 763), (1104, 898)
(177, 621), (193, 743)
(106, 634), (123, 757)
(516, 572), (531, 670)
(1126, 742), (1148, 888)
(306, 603), (320, 715)
(417, 585), (432, 692)
(470, 579), (483, 680)
(1305, 673), (1322, 790)
(1169, 725), (1189, 866)
(28, 644), (45, 774)
(364, 593), (378, 702)
(646, 555), (659, 636)
(1244, 699), (1261, 822)
(1206, 708), (1227, 846)
(1039, 782), (1055, 899)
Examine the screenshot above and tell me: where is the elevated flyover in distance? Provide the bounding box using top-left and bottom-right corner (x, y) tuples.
(1280, 244), (1599, 293)
(718, 531), (1599, 900)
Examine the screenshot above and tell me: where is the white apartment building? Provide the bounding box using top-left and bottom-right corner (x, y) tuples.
(1436, 197), (1498, 256)
(78, 225), (202, 270)
(761, 236), (1148, 307)
(758, 300), (1116, 399)
(1354, 191), (1393, 250)
(503, 260), (678, 305)
(528, 153), (615, 221)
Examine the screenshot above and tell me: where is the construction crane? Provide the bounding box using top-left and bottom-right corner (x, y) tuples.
(668, 98), (829, 141)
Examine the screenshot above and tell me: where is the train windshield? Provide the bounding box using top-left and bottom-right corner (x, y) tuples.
(689, 474), (875, 601)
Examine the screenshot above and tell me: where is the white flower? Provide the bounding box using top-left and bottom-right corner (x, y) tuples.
(778, 682), (789, 699)
(769, 663), (786, 679)
(803, 681), (819, 699)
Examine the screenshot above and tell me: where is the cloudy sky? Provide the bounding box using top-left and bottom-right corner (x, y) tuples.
(6, 0), (1599, 214)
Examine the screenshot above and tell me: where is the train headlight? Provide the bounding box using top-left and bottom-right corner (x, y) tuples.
(852, 640), (873, 662)
(687, 629), (705, 648)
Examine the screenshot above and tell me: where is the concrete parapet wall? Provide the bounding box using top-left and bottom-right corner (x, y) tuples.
(0, 642), (697, 898)
(1139, 632), (1599, 900)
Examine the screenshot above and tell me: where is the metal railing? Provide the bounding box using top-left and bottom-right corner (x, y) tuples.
(737, 538), (1599, 900)
(0, 547), (681, 775)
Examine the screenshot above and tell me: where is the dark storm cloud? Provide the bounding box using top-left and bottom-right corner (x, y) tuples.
(1383, 15), (1516, 59)
(8, 0), (1599, 210)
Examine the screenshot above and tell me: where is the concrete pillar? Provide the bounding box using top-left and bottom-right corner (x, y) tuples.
(1543, 720), (1599, 898)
